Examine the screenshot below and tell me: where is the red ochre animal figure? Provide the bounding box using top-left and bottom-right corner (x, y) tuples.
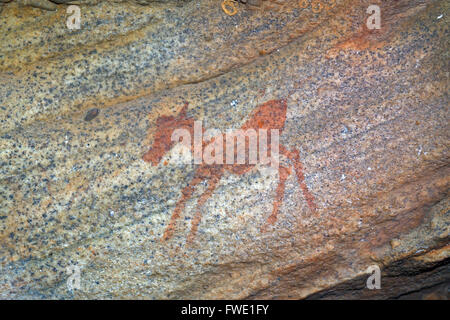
(143, 99), (317, 243)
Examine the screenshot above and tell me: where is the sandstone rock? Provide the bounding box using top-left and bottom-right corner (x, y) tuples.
(0, 0), (448, 299)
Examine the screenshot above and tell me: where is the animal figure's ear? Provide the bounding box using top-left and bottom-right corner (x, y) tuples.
(177, 102), (189, 119)
(154, 102), (190, 126)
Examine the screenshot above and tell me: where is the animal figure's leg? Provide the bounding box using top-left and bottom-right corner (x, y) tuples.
(290, 149), (317, 212)
(161, 170), (205, 241)
(280, 145), (317, 213)
(187, 170), (223, 244)
(261, 165), (291, 232)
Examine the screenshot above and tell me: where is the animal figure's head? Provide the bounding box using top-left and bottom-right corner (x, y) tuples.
(142, 103), (193, 166)
(243, 98), (288, 132)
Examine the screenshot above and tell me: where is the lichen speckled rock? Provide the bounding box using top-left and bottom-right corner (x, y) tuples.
(0, 0), (449, 299)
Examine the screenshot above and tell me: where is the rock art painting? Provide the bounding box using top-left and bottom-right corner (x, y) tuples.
(142, 99), (317, 243)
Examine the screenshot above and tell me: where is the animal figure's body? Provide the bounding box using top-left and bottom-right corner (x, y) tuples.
(143, 99), (317, 243)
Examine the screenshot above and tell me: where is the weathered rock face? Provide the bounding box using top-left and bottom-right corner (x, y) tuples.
(0, 0), (448, 299)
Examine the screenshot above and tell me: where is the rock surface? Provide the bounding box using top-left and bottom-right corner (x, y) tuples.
(0, 0), (448, 299)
